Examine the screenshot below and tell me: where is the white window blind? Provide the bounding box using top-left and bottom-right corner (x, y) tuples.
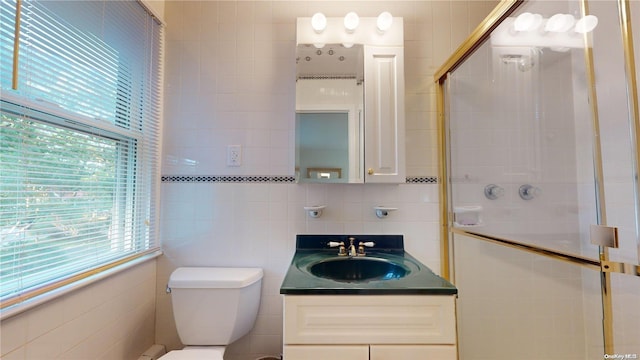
(0, 0), (162, 309)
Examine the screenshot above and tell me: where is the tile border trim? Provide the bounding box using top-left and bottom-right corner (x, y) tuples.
(161, 175), (438, 184)
(405, 176), (438, 184)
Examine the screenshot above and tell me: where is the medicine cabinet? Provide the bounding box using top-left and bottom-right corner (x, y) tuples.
(295, 16), (405, 184)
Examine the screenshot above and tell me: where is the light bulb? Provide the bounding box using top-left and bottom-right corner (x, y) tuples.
(560, 14), (576, 32)
(574, 15), (598, 33)
(344, 11), (359, 32)
(545, 13), (575, 33)
(513, 12), (542, 32)
(311, 12), (327, 33)
(377, 11), (393, 32)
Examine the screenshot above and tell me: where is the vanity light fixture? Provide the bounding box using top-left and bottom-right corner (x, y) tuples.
(510, 12), (597, 35)
(311, 12), (327, 33)
(376, 11), (393, 33)
(344, 11), (359, 33)
(301, 13), (400, 54)
(492, 13), (599, 50)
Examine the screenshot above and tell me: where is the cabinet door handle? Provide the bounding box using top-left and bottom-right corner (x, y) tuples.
(368, 168), (374, 175)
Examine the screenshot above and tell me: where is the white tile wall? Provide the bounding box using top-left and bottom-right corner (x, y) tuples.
(156, 181), (443, 359)
(0, 261), (157, 360)
(158, 1), (498, 359)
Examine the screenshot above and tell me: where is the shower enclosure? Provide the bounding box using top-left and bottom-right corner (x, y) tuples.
(436, 0), (640, 358)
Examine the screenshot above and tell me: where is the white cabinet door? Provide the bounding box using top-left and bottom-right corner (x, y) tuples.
(284, 345), (369, 360)
(284, 295), (456, 345)
(370, 345), (457, 360)
(364, 45), (405, 183)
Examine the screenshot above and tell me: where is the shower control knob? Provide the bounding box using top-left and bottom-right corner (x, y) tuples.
(484, 184), (505, 200)
(519, 184), (541, 200)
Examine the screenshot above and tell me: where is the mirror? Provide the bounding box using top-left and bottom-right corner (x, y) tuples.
(295, 44), (364, 183)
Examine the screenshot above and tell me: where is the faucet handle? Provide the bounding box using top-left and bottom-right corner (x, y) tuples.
(328, 241), (347, 256)
(357, 241), (375, 256)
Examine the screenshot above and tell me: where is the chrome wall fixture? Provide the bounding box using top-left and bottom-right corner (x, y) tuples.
(518, 184), (541, 200)
(374, 206), (397, 218)
(484, 184), (505, 200)
(304, 205), (326, 218)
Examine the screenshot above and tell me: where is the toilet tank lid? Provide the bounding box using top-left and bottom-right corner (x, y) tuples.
(169, 267), (263, 289)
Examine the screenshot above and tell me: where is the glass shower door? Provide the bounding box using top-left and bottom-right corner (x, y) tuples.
(599, 0), (640, 355)
(447, 0), (601, 259)
(440, 0), (640, 358)
(445, 2), (605, 354)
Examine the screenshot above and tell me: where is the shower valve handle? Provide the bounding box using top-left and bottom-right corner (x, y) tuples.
(519, 184), (541, 200)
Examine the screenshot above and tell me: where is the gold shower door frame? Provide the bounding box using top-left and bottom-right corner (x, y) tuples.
(435, 0), (640, 356)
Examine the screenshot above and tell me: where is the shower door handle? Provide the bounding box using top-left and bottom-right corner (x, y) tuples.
(591, 225), (640, 276)
(591, 225), (640, 277)
(601, 261), (640, 276)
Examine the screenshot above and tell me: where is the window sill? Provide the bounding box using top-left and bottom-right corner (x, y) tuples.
(0, 250), (163, 320)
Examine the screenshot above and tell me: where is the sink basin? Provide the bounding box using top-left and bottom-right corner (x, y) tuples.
(281, 235), (459, 295)
(308, 257), (409, 282)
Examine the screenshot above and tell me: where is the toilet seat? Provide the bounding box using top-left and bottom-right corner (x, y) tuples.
(159, 347), (225, 360)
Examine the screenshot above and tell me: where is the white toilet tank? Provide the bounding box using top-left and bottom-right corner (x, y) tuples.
(168, 267), (263, 346)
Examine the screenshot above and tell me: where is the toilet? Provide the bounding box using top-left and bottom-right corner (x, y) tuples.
(160, 267), (263, 360)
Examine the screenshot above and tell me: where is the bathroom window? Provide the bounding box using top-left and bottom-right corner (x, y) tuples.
(0, 0), (162, 311)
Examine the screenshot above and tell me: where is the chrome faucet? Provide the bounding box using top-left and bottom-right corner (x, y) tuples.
(329, 237), (374, 257)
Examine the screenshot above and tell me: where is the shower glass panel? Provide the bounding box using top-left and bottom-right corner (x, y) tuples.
(447, 0), (599, 261)
(454, 234), (604, 360)
(446, 8), (606, 352)
(609, 272), (640, 355)
(590, 0), (639, 267)
(606, 0), (640, 354)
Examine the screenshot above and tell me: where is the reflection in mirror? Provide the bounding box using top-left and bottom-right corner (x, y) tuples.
(295, 44), (364, 183)
(296, 112), (348, 182)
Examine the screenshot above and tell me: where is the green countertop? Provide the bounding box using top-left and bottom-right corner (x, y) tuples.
(279, 235), (457, 295)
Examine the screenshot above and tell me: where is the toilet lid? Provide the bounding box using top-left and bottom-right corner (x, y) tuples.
(160, 348), (224, 360)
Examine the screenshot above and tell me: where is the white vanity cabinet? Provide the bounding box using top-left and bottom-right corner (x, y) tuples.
(282, 295), (457, 360)
(364, 46), (406, 183)
(284, 345), (369, 360)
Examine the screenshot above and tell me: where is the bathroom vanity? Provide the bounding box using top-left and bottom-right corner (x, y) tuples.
(280, 235), (458, 360)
